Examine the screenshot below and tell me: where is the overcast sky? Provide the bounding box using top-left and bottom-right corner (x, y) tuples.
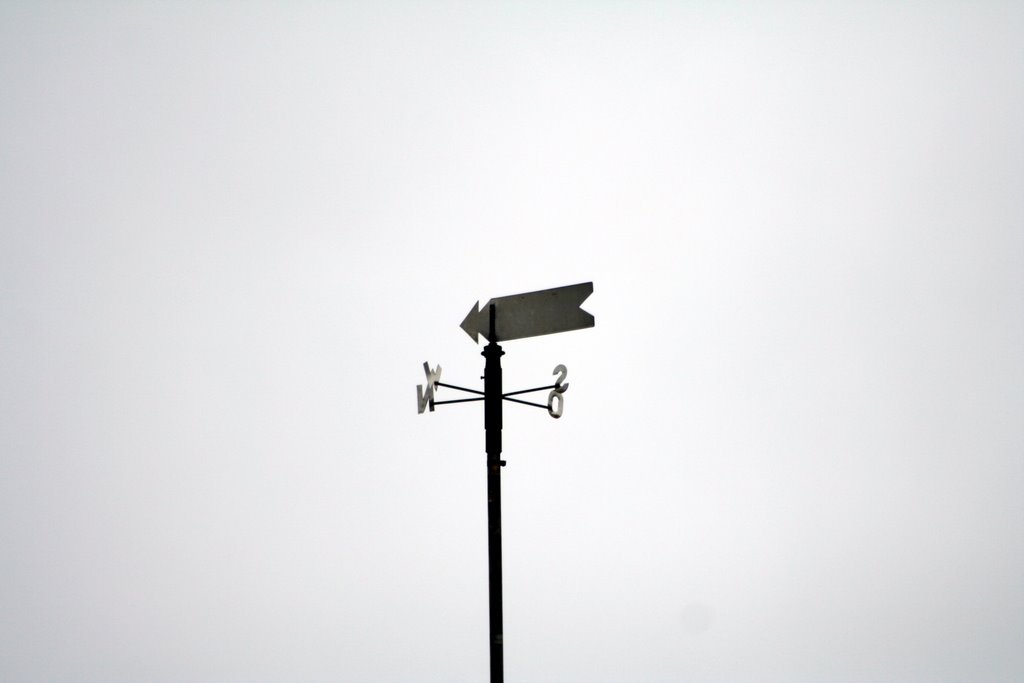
(1, 2), (1022, 682)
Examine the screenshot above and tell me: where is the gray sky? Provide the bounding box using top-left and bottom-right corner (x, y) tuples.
(1, 2), (1022, 681)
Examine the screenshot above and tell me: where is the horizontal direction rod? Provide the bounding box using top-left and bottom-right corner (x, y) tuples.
(431, 381), (557, 410)
(437, 382), (485, 396)
(433, 397), (485, 406)
(502, 384), (557, 398)
(502, 396), (548, 410)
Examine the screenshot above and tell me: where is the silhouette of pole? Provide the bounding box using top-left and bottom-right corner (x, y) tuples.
(483, 303), (504, 683)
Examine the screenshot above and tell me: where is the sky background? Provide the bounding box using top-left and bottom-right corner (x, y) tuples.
(2, 2), (1022, 682)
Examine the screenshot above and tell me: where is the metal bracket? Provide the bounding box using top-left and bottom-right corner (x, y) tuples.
(421, 365), (567, 419)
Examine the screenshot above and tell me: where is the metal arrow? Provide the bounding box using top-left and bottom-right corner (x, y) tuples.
(460, 282), (595, 344)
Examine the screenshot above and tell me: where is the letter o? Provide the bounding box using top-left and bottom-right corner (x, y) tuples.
(547, 389), (564, 419)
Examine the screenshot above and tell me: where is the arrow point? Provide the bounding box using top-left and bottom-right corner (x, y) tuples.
(460, 301), (481, 343)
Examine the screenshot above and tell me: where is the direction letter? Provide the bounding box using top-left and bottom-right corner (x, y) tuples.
(547, 364), (568, 418)
(416, 361), (442, 414)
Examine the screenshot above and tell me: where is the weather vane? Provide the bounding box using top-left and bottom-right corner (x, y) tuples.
(415, 281), (595, 683)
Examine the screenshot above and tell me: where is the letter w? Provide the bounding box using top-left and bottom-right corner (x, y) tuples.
(416, 361), (442, 413)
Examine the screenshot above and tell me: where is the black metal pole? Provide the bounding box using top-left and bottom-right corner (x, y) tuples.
(483, 303), (504, 683)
